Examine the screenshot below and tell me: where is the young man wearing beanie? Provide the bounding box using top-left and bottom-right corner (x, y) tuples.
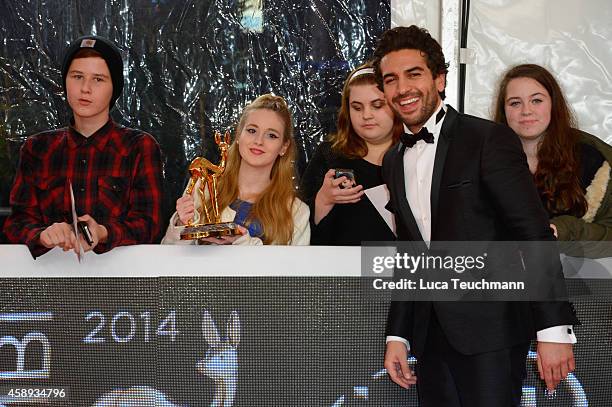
(4, 36), (163, 258)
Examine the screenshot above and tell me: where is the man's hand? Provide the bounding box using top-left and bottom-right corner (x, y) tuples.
(384, 341), (417, 389)
(39, 222), (77, 251)
(77, 214), (108, 251)
(537, 342), (575, 392)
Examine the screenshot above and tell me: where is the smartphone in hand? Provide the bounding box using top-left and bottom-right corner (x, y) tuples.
(77, 221), (94, 246)
(334, 169), (356, 189)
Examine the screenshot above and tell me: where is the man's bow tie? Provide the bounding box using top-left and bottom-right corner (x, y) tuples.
(400, 127), (434, 148)
(399, 108), (446, 149)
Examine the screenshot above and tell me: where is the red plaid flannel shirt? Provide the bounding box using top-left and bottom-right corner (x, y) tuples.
(4, 120), (163, 257)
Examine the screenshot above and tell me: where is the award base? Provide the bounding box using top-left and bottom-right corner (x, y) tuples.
(180, 222), (241, 240)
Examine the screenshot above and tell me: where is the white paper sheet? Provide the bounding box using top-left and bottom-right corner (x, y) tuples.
(364, 184), (396, 236)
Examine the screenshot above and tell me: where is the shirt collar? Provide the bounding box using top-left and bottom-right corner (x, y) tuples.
(402, 101), (446, 137)
(67, 119), (114, 151)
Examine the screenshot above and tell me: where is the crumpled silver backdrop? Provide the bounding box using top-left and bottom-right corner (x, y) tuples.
(465, 0), (612, 144)
(0, 0), (390, 221)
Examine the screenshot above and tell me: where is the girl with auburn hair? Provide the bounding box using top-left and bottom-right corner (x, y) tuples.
(163, 94), (310, 245)
(494, 64), (612, 245)
(300, 63), (402, 245)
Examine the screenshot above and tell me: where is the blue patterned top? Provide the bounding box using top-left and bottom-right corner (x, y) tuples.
(230, 199), (264, 239)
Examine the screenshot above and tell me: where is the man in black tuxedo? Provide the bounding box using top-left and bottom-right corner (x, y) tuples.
(372, 26), (579, 406)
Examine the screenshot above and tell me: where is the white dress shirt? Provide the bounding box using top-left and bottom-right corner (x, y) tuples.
(402, 103), (445, 243)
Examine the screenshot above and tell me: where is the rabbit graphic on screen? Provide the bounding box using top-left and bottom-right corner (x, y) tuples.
(196, 310), (241, 407)
(92, 310), (240, 407)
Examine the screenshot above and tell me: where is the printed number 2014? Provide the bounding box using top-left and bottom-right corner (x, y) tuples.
(83, 311), (179, 344)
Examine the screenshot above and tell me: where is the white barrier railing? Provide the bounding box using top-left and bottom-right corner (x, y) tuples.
(0, 244), (611, 279)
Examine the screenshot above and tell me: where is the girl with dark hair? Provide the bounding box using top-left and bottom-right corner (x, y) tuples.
(299, 63), (402, 245)
(494, 64), (611, 244)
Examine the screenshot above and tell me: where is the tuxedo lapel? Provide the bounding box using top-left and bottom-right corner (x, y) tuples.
(393, 144), (424, 241)
(430, 107), (458, 237)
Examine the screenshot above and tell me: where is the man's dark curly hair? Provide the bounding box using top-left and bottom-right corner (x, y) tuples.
(372, 25), (450, 99)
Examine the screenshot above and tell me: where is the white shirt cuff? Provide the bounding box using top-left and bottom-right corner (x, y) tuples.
(537, 325), (577, 344)
(386, 336), (410, 350)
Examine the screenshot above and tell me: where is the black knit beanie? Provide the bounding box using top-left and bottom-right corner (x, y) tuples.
(61, 36), (124, 109)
